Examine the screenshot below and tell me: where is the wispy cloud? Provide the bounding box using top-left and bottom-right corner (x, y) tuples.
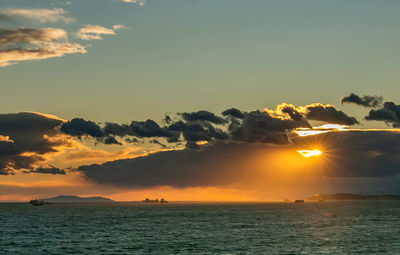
(0, 28), (86, 66)
(122, 0), (147, 6)
(0, 44), (86, 67)
(0, 6), (128, 66)
(0, 8), (74, 23)
(112, 25), (128, 30)
(76, 24), (126, 40)
(0, 28), (67, 47)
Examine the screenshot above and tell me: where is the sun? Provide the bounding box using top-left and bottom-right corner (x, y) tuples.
(297, 149), (322, 158)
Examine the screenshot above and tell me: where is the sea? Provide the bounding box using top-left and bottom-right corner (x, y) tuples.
(1, 201), (399, 254)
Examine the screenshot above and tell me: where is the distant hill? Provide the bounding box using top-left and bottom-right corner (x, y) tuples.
(310, 193), (400, 201)
(42, 195), (114, 203)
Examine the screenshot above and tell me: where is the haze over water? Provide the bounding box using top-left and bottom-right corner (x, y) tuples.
(1, 201), (399, 254)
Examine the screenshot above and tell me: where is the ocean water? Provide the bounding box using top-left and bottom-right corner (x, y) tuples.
(1, 201), (399, 254)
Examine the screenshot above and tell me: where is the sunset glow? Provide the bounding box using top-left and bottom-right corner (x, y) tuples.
(297, 149), (322, 158)
(1, 1), (400, 253)
(295, 124), (349, 137)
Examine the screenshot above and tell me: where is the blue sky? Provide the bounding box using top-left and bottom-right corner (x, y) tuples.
(1, 0), (400, 124)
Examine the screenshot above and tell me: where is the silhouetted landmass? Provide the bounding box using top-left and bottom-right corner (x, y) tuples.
(42, 195), (113, 203)
(310, 193), (400, 201)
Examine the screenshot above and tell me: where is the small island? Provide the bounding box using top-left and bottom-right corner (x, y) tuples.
(310, 193), (400, 201)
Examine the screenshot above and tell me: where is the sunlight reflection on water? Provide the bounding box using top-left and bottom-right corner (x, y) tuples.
(1, 201), (399, 254)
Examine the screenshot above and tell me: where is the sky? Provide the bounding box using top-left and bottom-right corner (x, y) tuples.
(1, 0), (400, 201)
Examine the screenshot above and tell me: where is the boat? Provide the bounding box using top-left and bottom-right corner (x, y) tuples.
(294, 199), (305, 203)
(142, 198), (168, 203)
(142, 198), (159, 203)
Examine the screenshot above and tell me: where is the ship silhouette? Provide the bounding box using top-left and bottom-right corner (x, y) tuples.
(142, 198), (168, 203)
(29, 199), (50, 206)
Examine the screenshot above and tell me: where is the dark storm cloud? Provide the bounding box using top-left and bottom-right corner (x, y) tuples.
(365, 101), (400, 127)
(341, 93), (383, 108)
(181, 110), (227, 124)
(103, 122), (130, 137)
(163, 115), (172, 124)
(61, 118), (104, 138)
(0, 168), (10, 175)
(168, 121), (228, 143)
(294, 131), (400, 177)
(164, 105), (312, 145)
(303, 104), (359, 125)
(2, 101), (355, 153)
(0, 112), (64, 174)
(184, 141), (201, 150)
(104, 120), (180, 142)
(130, 120), (179, 141)
(103, 136), (122, 145)
(228, 110), (310, 144)
(222, 108), (245, 119)
(79, 143), (264, 188)
(79, 131), (400, 188)
(30, 166), (66, 175)
(278, 104), (311, 128)
(61, 118), (124, 144)
(150, 139), (167, 148)
(0, 100), (364, 175)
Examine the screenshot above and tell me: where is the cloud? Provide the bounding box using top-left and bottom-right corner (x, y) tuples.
(76, 25), (123, 40)
(57, 147), (137, 165)
(0, 112), (136, 174)
(222, 108), (245, 119)
(293, 130), (400, 177)
(79, 143), (263, 188)
(168, 120), (228, 144)
(227, 109), (309, 144)
(78, 130), (400, 188)
(0, 99), (379, 175)
(60, 118), (125, 145)
(300, 103), (359, 125)
(30, 166), (66, 175)
(0, 44), (86, 67)
(341, 93), (383, 108)
(112, 25), (127, 30)
(104, 136), (122, 145)
(0, 28), (86, 66)
(0, 112), (65, 174)
(0, 28), (67, 47)
(61, 118), (104, 138)
(181, 110), (227, 125)
(0, 135), (13, 143)
(365, 101), (400, 127)
(0, 8), (74, 23)
(274, 104), (312, 128)
(122, 0), (147, 6)
(104, 120), (180, 143)
(57, 103), (352, 148)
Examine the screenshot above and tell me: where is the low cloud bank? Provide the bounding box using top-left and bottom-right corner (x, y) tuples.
(79, 131), (400, 188)
(2, 95), (399, 178)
